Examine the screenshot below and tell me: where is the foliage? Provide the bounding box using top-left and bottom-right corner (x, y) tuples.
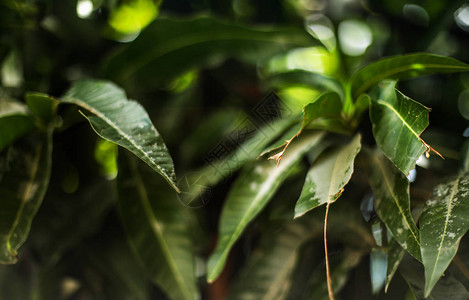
(1, 0), (469, 299)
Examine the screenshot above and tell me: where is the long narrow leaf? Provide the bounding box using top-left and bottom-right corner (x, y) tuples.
(117, 153), (198, 300)
(368, 152), (421, 261)
(370, 81), (430, 175)
(207, 131), (325, 282)
(61, 79), (180, 192)
(350, 53), (469, 98)
(420, 173), (469, 297)
(295, 134), (361, 217)
(0, 131), (52, 264)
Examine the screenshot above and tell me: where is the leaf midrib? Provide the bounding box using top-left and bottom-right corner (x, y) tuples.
(427, 179), (459, 287)
(128, 157), (192, 300)
(376, 100), (422, 141)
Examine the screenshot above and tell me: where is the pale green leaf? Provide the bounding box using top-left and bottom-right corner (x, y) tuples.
(420, 173), (469, 297)
(350, 53), (469, 99)
(61, 79), (180, 192)
(370, 249), (387, 294)
(300, 92), (343, 132)
(0, 131), (52, 264)
(370, 81), (430, 175)
(294, 134), (361, 218)
(368, 152), (421, 260)
(207, 131), (325, 282)
(117, 153), (198, 300)
(104, 16), (317, 86)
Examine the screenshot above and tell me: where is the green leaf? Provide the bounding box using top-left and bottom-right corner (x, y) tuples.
(25, 92), (59, 125)
(294, 134), (361, 218)
(207, 131), (325, 282)
(368, 151), (421, 261)
(117, 153), (198, 300)
(300, 92), (343, 132)
(0, 97), (35, 151)
(228, 218), (322, 300)
(0, 131), (52, 264)
(420, 173), (469, 297)
(104, 16), (316, 86)
(370, 81), (430, 175)
(385, 240), (405, 293)
(61, 79), (180, 192)
(350, 53), (469, 99)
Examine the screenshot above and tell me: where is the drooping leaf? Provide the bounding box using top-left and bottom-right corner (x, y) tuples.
(385, 240), (405, 293)
(207, 131), (325, 282)
(0, 131), (52, 264)
(368, 151), (421, 261)
(350, 53), (469, 98)
(228, 217), (322, 300)
(0, 97), (35, 151)
(61, 79), (180, 192)
(117, 153), (198, 300)
(420, 173), (469, 297)
(294, 134), (361, 218)
(370, 81), (430, 175)
(104, 16), (317, 87)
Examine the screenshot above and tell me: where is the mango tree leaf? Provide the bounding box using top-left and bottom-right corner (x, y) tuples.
(61, 79), (180, 192)
(368, 152), (421, 261)
(0, 131), (52, 264)
(104, 16), (317, 87)
(228, 217), (323, 300)
(350, 53), (469, 99)
(300, 92), (343, 132)
(0, 97), (34, 151)
(25, 92), (59, 125)
(420, 173), (469, 297)
(370, 81), (430, 175)
(294, 134), (361, 218)
(117, 153), (198, 300)
(207, 131), (325, 282)
(385, 240), (405, 293)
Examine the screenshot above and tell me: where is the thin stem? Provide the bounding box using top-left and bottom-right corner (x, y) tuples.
(324, 202), (335, 300)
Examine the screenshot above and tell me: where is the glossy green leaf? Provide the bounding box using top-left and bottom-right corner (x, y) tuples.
(104, 16), (317, 86)
(420, 173), (469, 297)
(207, 131), (325, 282)
(368, 152), (421, 261)
(294, 134), (361, 218)
(370, 81), (430, 175)
(300, 92), (343, 132)
(0, 97), (34, 151)
(228, 218), (322, 300)
(350, 53), (469, 98)
(385, 240), (405, 293)
(25, 92), (59, 125)
(117, 153), (198, 300)
(61, 79), (180, 192)
(0, 131), (52, 264)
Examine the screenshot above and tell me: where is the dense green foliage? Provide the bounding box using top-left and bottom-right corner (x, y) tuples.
(1, 0), (469, 299)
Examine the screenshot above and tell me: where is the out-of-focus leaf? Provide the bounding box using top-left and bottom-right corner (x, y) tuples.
(25, 92), (59, 125)
(420, 173), (469, 297)
(385, 240), (405, 292)
(295, 134), (361, 217)
(350, 53), (469, 98)
(108, 0), (161, 35)
(180, 118), (297, 206)
(370, 81), (430, 175)
(104, 16), (317, 86)
(266, 70), (344, 99)
(61, 79), (180, 192)
(228, 217), (322, 300)
(0, 131), (52, 264)
(0, 97), (35, 151)
(368, 152), (421, 261)
(400, 254), (469, 300)
(207, 131), (325, 282)
(117, 153), (198, 300)
(370, 248), (387, 294)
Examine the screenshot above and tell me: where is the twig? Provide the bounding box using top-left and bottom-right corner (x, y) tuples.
(324, 202), (335, 300)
